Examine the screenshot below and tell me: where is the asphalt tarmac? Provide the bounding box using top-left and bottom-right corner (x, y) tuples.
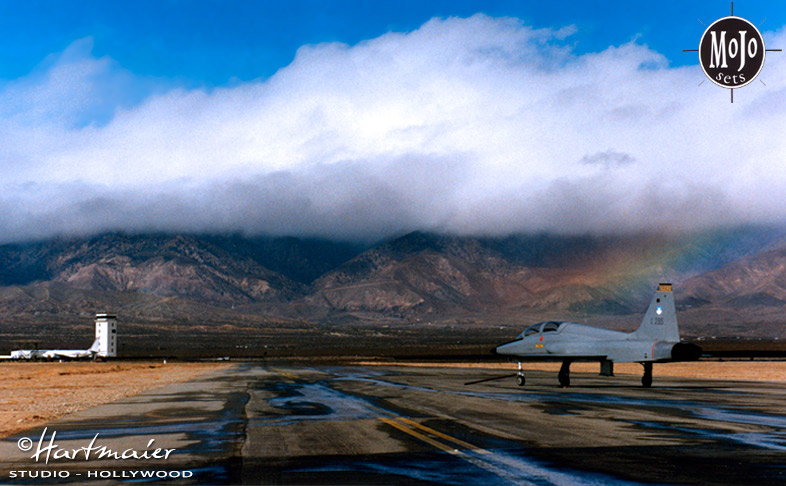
(2, 363), (786, 485)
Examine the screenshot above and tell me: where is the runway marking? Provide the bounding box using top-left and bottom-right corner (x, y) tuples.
(379, 417), (523, 485)
(396, 417), (490, 455)
(271, 368), (298, 380)
(363, 399), (488, 454)
(379, 418), (459, 455)
(254, 366), (658, 484)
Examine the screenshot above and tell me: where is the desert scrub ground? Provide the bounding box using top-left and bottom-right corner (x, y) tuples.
(0, 361), (227, 438)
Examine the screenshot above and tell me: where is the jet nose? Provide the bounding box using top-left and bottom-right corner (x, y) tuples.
(493, 338), (522, 356)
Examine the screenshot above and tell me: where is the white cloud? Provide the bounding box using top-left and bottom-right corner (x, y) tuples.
(1, 14), (786, 243)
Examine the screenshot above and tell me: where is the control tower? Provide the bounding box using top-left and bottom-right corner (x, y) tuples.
(95, 313), (117, 358)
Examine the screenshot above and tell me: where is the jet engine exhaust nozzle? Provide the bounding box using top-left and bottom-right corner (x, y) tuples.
(671, 342), (703, 362)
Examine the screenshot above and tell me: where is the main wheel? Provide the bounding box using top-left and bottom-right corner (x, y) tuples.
(558, 361), (571, 388)
(642, 362), (653, 388)
(516, 374), (526, 386)
(642, 374), (653, 388)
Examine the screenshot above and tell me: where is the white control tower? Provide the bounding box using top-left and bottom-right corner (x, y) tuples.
(95, 313), (117, 358)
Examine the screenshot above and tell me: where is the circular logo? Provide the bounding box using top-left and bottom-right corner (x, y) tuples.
(699, 16), (765, 89)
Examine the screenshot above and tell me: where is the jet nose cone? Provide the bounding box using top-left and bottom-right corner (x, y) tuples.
(493, 338), (522, 356)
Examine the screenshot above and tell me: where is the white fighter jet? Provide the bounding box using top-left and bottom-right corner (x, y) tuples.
(494, 284), (702, 387)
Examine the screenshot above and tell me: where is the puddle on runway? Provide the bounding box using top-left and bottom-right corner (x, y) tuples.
(286, 454), (491, 485)
(281, 446), (648, 486)
(6, 365), (785, 485)
(252, 369), (649, 486)
(1, 386), (249, 485)
(7, 390), (249, 455)
(253, 380), (380, 425)
(632, 420), (786, 452)
(327, 366), (786, 455)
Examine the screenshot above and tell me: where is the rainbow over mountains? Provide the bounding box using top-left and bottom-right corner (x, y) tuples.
(0, 227), (785, 343)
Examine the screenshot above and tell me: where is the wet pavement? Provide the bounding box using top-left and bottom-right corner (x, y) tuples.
(2, 364), (786, 484)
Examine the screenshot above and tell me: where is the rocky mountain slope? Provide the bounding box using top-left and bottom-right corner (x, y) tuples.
(0, 228), (784, 337)
(681, 244), (786, 308)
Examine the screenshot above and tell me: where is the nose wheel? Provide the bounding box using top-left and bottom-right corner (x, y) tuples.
(516, 361), (526, 386)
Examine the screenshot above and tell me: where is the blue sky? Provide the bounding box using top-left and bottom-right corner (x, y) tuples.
(1, 1), (786, 242)
(1, 1), (783, 86)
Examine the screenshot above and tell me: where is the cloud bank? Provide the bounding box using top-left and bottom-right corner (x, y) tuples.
(2, 15), (786, 243)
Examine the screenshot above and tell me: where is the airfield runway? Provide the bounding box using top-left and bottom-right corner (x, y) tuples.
(2, 363), (786, 485)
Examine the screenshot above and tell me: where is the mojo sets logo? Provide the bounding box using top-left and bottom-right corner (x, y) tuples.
(684, 2), (780, 102)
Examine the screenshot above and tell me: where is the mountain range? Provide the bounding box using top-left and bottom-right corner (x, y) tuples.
(1, 228), (786, 350)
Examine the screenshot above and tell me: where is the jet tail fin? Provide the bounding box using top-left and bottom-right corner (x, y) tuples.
(633, 283), (680, 342)
(88, 337), (100, 353)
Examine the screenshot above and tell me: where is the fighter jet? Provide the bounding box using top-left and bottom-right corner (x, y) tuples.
(494, 284), (702, 387)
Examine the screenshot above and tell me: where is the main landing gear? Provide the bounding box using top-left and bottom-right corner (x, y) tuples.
(558, 360), (571, 388)
(642, 362), (653, 388)
(515, 360), (572, 387)
(513, 360), (653, 388)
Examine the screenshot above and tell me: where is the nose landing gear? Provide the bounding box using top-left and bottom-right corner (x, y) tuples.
(516, 361), (526, 386)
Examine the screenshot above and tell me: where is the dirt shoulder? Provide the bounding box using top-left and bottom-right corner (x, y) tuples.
(0, 361), (228, 439)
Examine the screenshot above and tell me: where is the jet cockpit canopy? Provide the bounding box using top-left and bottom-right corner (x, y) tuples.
(519, 321), (564, 338)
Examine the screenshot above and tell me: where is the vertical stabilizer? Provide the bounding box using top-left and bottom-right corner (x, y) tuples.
(632, 284), (680, 342)
(88, 337), (100, 353)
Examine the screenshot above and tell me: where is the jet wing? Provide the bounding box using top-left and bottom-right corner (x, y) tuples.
(494, 353), (608, 362)
(42, 349), (93, 359)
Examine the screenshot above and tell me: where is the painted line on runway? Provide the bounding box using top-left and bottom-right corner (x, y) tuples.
(272, 368), (298, 380)
(362, 398), (490, 455)
(379, 417), (523, 485)
(380, 418), (459, 455)
(396, 417), (490, 455)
